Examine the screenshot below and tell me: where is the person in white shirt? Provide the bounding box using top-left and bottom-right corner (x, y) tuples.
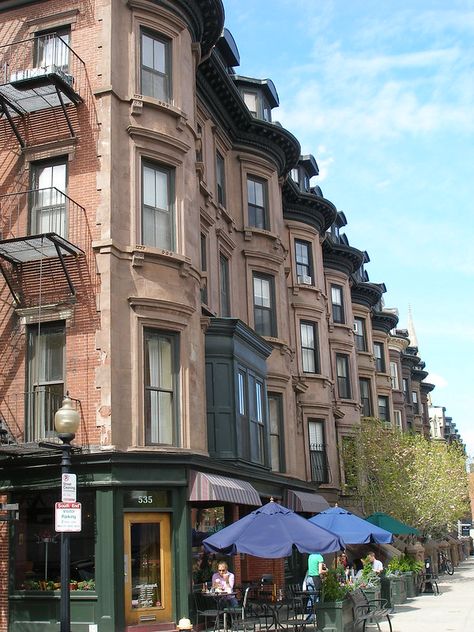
(368, 551), (383, 574)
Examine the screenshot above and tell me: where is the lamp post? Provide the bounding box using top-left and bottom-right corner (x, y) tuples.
(55, 395), (80, 632)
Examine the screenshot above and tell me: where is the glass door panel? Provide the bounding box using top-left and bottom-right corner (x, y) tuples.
(124, 513), (172, 625)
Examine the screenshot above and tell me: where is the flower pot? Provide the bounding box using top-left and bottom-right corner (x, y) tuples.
(315, 598), (354, 632)
(381, 575), (407, 607)
(402, 571), (416, 598)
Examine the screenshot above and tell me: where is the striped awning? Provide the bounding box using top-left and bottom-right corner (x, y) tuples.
(285, 489), (330, 514)
(189, 471), (262, 506)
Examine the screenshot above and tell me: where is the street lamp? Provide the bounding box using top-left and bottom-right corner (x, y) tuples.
(55, 395), (80, 632)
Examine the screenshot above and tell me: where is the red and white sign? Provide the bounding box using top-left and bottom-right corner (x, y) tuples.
(61, 473), (77, 502)
(55, 501), (82, 532)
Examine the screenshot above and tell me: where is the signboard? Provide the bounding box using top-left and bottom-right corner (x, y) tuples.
(61, 473), (77, 502)
(123, 490), (170, 509)
(55, 502), (82, 532)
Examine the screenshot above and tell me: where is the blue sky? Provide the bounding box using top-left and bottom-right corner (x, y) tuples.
(223, 0), (474, 455)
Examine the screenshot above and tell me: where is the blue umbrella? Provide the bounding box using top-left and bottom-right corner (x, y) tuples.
(309, 506), (393, 544)
(202, 500), (345, 558)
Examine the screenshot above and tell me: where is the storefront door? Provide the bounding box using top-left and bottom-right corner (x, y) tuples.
(124, 513), (172, 625)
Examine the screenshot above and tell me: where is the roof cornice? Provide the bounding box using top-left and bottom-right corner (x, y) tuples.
(322, 235), (364, 276)
(371, 309), (399, 333)
(197, 53), (300, 176)
(351, 281), (384, 308)
(282, 178), (337, 234)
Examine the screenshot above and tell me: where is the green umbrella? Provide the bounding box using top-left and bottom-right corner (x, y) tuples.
(365, 512), (420, 535)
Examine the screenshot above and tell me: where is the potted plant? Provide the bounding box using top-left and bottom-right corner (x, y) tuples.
(381, 558), (407, 606)
(315, 570), (354, 632)
(353, 563), (381, 603)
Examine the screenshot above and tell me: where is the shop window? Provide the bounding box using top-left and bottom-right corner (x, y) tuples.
(14, 489), (95, 591)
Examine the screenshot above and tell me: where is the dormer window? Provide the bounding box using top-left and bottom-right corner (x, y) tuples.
(290, 168), (299, 184)
(233, 76), (279, 123)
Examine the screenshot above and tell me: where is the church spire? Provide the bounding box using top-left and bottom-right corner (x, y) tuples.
(407, 304), (419, 349)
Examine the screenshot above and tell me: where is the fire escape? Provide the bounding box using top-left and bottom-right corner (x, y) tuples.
(0, 34), (88, 451)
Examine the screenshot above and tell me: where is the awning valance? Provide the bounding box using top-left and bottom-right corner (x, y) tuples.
(285, 489), (330, 514)
(189, 471), (262, 507)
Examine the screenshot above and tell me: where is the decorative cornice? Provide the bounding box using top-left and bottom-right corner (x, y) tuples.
(388, 334), (410, 353)
(197, 54), (300, 176)
(322, 235), (364, 276)
(371, 309), (399, 333)
(350, 281), (384, 308)
(420, 381), (436, 393)
(282, 178), (337, 234)
(205, 317), (272, 359)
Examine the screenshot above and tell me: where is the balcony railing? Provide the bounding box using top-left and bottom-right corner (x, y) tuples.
(310, 443), (329, 484)
(0, 187), (88, 252)
(0, 389), (82, 445)
(0, 33), (85, 115)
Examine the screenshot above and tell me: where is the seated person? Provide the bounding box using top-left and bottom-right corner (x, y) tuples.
(211, 561), (239, 607)
(367, 551), (383, 574)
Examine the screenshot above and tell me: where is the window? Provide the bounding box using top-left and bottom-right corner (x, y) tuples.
(390, 361), (399, 390)
(200, 233), (208, 304)
(336, 354), (351, 399)
(378, 395), (389, 422)
(373, 342), (385, 372)
(30, 159), (67, 237)
(142, 161), (174, 250)
(268, 393), (284, 472)
(402, 378), (409, 401)
(300, 321), (319, 373)
(140, 29), (170, 101)
(394, 410), (403, 430)
(34, 27), (70, 71)
(290, 168), (299, 185)
(359, 378), (372, 417)
(216, 151), (226, 206)
(26, 322), (65, 441)
(295, 240), (313, 284)
(308, 420), (329, 484)
(331, 285), (344, 323)
(253, 273), (276, 337)
(243, 91), (258, 116)
(247, 177), (268, 229)
(144, 329), (178, 445)
(412, 391), (420, 414)
(238, 368), (265, 465)
(219, 254), (230, 316)
(354, 318), (367, 351)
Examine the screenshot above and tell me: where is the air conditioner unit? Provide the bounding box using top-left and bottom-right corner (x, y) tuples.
(297, 275), (312, 285)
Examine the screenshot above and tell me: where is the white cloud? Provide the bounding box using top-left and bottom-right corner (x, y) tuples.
(426, 373), (448, 388)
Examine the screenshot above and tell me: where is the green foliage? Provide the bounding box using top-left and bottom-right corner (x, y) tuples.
(343, 418), (470, 537)
(321, 570), (350, 602)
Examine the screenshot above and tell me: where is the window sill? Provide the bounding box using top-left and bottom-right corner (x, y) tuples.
(130, 94), (187, 129)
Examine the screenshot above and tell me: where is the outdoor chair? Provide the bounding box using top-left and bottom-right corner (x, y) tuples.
(194, 591), (222, 631)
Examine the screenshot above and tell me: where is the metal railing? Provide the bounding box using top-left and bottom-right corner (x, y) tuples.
(0, 187), (88, 252)
(309, 443), (329, 484)
(0, 389), (80, 444)
(0, 33), (85, 99)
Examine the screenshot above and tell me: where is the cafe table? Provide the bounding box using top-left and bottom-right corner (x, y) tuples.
(201, 589), (238, 631)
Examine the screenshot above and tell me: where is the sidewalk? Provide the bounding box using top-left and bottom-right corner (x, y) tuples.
(389, 555), (474, 631)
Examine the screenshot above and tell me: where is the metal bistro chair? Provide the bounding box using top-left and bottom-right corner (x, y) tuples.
(232, 586), (266, 632)
(194, 590), (222, 631)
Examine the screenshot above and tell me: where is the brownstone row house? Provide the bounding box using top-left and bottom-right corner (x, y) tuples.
(0, 1), (435, 631)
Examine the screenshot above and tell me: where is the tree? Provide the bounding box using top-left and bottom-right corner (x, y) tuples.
(346, 418), (470, 537)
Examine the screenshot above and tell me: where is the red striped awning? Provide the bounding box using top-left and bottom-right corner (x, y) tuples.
(285, 489), (330, 514)
(189, 471), (262, 506)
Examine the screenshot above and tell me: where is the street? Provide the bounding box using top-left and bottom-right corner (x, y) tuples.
(390, 555), (474, 631)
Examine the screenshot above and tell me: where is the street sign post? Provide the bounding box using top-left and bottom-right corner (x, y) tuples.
(55, 502), (82, 532)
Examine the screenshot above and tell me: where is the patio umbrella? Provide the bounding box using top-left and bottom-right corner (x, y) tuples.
(308, 506), (394, 544)
(365, 512), (420, 536)
(202, 500), (345, 558)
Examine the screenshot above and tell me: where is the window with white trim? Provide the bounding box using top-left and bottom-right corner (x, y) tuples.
(390, 361), (399, 390)
(300, 321), (319, 373)
(247, 176), (268, 229)
(140, 29), (171, 101)
(331, 285), (345, 323)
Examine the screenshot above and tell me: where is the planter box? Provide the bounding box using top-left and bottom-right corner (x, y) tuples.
(315, 598), (354, 632)
(10, 591), (98, 632)
(381, 575), (407, 607)
(402, 572), (416, 598)
(360, 583), (381, 603)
